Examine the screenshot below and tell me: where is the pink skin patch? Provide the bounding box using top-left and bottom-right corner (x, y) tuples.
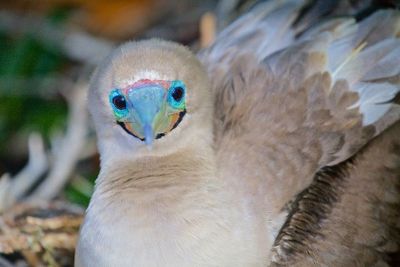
(120, 79), (171, 95)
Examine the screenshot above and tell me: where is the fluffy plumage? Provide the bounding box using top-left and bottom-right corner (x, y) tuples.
(76, 1), (400, 266)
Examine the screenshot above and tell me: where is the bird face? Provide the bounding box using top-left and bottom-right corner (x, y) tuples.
(109, 79), (186, 146)
(89, 39), (212, 159)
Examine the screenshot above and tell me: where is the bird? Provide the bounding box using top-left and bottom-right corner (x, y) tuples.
(75, 1), (400, 266)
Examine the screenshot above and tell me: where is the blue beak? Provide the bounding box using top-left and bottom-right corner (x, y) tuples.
(127, 85), (165, 146)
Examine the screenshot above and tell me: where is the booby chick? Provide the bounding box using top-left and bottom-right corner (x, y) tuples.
(76, 1), (400, 266)
(76, 40), (262, 267)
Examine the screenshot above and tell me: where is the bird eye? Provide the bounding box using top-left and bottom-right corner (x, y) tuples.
(109, 89), (129, 119)
(172, 87), (184, 102)
(168, 81), (186, 109)
(112, 95), (127, 110)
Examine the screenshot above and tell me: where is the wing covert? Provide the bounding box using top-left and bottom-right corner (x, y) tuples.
(198, 1), (400, 225)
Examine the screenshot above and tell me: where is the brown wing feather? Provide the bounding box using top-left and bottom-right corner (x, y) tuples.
(271, 121), (400, 267)
(199, 6), (400, 207)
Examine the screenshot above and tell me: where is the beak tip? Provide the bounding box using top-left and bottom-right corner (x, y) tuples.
(143, 124), (154, 148)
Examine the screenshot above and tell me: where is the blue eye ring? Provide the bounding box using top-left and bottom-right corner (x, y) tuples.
(167, 81), (186, 109)
(109, 89), (129, 119)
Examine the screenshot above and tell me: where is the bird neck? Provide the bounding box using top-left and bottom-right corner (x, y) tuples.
(91, 141), (221, 213)
(81, 138), (262, 267)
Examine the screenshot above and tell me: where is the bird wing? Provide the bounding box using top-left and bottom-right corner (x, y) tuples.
(199, 1), (400, 211)
(271, 121), (400, 266)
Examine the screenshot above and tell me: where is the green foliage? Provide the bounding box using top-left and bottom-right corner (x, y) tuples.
(0, 8), (97, 206)
(0, 22), (67, 148)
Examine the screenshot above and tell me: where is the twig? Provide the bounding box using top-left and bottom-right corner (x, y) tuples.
(0, 174), (11, 212)
(0, 75), (75, 98)
(0, 133), (48, 212)
(0, 132), (48, 211)
(64, 31), (115, 65)
(200, 12), (217, 48)
(9, 133), (48, 203)
(0, 11), (114, 65)
(0, 79), (95, 205)
(30, 82), (89, 201)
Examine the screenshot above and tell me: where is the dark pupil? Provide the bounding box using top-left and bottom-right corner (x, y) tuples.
(113, 95), (126, 110)
(172, 87), (183, 102)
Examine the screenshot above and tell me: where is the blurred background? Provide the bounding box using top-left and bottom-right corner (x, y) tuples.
(0, 0), (399, 266)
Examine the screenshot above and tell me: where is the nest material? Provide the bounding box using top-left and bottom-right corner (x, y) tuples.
(0, 202), (83, 267)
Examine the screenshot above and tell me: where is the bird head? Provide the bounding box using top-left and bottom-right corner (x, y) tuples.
(88, 39), (212, 162)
